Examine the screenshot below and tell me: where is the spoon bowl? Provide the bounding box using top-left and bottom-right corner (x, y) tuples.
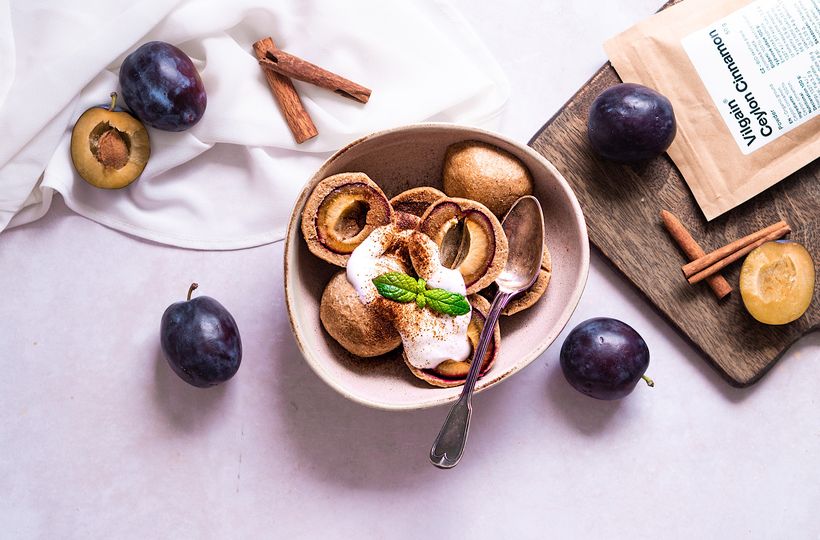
(497, 196), (545, 293)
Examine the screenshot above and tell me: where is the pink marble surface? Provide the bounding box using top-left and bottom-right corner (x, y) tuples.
(2, 1), (819, 538)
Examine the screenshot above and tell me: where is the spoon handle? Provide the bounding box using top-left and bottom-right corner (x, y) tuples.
(429, 291), (512, 469)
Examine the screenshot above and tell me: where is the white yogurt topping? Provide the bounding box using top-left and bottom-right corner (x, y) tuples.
(346, 225), (409, 304)
(346, 226), (471, 370)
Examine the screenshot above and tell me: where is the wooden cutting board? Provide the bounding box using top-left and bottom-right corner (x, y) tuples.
(528, 23), (818, 387)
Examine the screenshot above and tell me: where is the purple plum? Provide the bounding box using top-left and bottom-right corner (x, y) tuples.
(587, 83), (676, 162)
(119, 41), (206, 131)
(560, 317), (652, 400)
(160, 284), (241, 388)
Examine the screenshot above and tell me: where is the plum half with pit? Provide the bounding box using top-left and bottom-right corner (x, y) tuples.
(119, 41), (207, 131)
(301, 172), (394, 267)
(419, 197), (508, 294)
(70, 92), (150, 189)
(560, 317), (653, 400)
(160, 283), (242, 388)
(587, 83), (676, 162)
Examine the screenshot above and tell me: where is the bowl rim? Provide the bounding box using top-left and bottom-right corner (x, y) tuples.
(284, 122), (590, 411)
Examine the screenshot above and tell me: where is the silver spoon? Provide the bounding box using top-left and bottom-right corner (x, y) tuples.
(430, 195), (544, 469)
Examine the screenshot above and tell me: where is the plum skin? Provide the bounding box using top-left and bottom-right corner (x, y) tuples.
(587, 83), (676, 162)
(119, 41), (207, 132)
(160, 295), (241, 388)
(560, 317), (650, 400)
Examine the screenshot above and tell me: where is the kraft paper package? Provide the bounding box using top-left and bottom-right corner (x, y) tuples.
(605, 0), (819, 221)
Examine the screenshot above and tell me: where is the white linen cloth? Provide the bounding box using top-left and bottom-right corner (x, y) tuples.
(0, 0), (508, 249)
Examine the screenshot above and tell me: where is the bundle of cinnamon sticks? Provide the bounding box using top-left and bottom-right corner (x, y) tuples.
(661, 210), (791, 300)
(252, 37), (372, 143)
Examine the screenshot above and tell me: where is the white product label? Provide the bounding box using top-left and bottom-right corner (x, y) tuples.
(682, 0), (820, 154)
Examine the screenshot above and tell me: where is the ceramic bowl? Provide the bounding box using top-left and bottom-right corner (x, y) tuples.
(284, 124), (589, 410)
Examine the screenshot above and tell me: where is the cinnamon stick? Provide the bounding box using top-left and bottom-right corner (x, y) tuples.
(660, 210), (732, 299)
(682, 220), (790, 278)
(259, 51), (371, 104)
(253, 37), (317, 144)
(687, 225), (791, 285)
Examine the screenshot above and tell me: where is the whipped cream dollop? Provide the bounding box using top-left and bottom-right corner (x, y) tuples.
(346, 225), (472, 370)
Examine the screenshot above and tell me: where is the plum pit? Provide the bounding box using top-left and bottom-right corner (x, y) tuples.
(90, 123), (131, 169)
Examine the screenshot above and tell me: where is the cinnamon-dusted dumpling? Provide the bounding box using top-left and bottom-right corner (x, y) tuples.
(301, 172), (393, 267)
(389, 186), (446, 217)
(390, 186), (445, 233)
(403, 295), (500, 388)
(320, 271), (402, 357)
(442, 140), (533, 218)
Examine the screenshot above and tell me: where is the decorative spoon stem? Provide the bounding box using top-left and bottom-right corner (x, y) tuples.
(430, 290), (512, 469)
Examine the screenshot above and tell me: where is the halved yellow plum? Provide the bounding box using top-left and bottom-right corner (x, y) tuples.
(70, 92), (150, 189)
(739, 241), (815, 325)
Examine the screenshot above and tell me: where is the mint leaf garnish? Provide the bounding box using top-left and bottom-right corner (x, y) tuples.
(372, 272), (420, 303)
(372, 271), (470, 317)
(423, 288), (471, 316)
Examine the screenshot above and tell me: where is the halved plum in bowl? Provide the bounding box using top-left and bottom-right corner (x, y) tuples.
(419, 197), (508, 295)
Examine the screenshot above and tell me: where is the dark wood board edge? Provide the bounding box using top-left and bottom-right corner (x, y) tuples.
(527, 62), (615, 148)
(527, 0), (680, 146)
(587, 232), (811, 388)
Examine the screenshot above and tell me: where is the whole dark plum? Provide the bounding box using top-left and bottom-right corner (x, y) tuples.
(160, 284), (241, 388)
(560, 317), (652, 400)
(587, 83), (676, 162)
(119, 41), (206, 131)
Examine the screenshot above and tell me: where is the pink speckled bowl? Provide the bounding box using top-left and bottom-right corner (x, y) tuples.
(284, 124), (589, 410)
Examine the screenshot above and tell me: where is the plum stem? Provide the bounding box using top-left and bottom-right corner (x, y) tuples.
(109, 92), (118, 111)
(642, 374), (655, 387)
(187, 283), (199, 301)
